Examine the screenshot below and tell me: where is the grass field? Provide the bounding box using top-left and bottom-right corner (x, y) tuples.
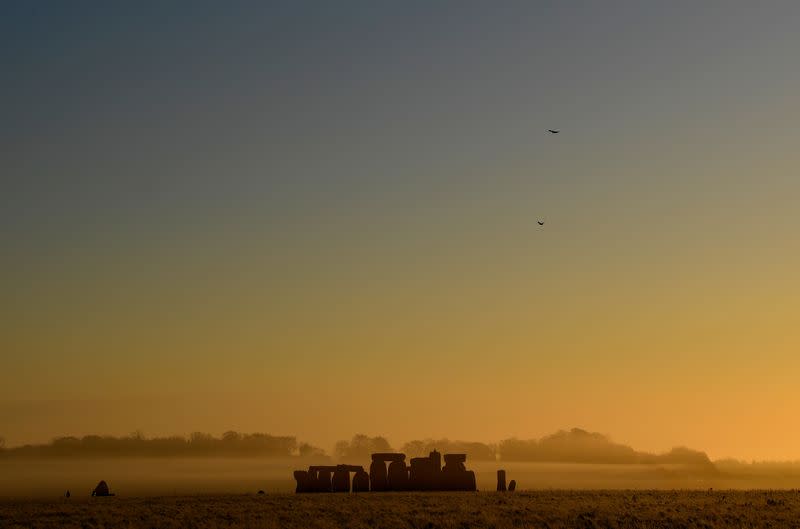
(3, 490), (800, 528)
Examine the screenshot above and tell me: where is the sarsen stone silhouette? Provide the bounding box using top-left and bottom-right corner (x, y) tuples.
(294, 450), (476, 493)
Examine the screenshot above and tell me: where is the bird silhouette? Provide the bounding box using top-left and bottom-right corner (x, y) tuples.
(538, 220), (545, 226)
(547, 129), (560, 134)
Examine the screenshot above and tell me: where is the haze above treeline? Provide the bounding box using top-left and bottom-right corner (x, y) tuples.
(0, 428), (771, 468)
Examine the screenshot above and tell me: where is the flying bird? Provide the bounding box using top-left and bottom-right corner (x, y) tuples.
(548, 129), (560, 134)
(538, 220), (545, 226)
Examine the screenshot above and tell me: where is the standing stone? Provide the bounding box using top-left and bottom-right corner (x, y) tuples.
(496, 470), (506, 492)
(294, 470), (310, 493)
(332, 467), (350, 493)
(508, 479), (516, 492)
(352, 469), (370, 492)
(316, 469), (332, 492)
(92, 480), (111, 497)
(387, 460), (409, 491)
(369, 459), (388, 491)
(442, 454), (474, 491)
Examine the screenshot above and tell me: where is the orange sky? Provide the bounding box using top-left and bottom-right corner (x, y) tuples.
(3, 3), (800, 460)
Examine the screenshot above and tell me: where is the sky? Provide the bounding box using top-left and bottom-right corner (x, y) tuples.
(2, 1), (800, 460)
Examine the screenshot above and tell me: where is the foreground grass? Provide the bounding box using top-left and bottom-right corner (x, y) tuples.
(3, 490), (800, 528)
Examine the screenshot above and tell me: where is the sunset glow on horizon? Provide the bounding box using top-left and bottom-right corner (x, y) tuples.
(3, 2), (800, 462)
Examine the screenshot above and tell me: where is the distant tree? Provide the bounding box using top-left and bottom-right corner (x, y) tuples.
(655, 447), (714, 467)
(298, 442), (326, 458)
(81, 435), (105, 447)
(222, 431), (242, 443)
(402, 440), (427, 457)
(334, 440), (349, 458)
(498, 438), (539, 461)
(401, 439), (497, 460)
(188, 432), (215, 454)
(499, 429), (641, 463)
(334, 435), (393, 461)
(497, 429), (714, 467)
(189, 432), (214, 444)
(0, 430), (313, 459)
(129, 430), (145, 442)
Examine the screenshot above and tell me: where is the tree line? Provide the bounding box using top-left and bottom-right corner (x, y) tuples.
(0, 428), (714, 467)
(0, 431), (324, 459)
(331, 428), (713, 467)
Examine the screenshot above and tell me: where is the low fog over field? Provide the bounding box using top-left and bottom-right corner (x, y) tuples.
(3, 429), (800, 497)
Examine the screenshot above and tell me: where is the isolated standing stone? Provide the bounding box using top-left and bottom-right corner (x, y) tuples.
(497, 470), (506, 492)
(92, 480), (111, 497)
